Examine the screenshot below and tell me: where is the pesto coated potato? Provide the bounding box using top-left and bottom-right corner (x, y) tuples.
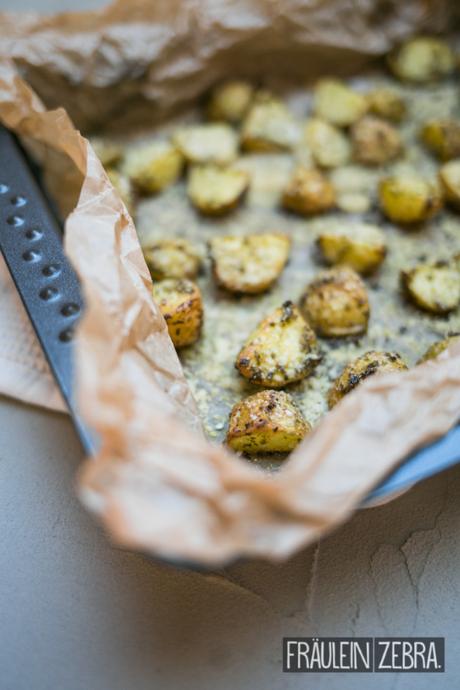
(388, 37), (455, 83)
(173, 124), (239, 166)
(106, 168), (134, 215)
(367, 88), (406, 122)
(304, 118), (351, 169)
(123, 141), (183, 194)
(402, 262), (460, 315)
(418, 334), (460, 363)
(439, 160), (460, 209)
(236, 301), (321, 387)
(316, 222), (386, 275)
(312, 79), (368, 128)
(420, 119), (460, 161)
(351, 116), (402, 166)
(209, 233), (290, 294)
(241, 100), (301, 152)
(378, 174), (442, 224)
(207, 80), (254, 124)
(282, 167), (336, 216)
(226, 390), (310, 455)
(300, 266), (370, 338)
(187, 165), (249, 215)
(143, 239), (201, 281)
(328, 351), (408, 407)
(152, 278), (203, 348)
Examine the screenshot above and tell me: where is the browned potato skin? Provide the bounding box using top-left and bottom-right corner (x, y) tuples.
(367, 88), (406, 122)
(226, 390), (310, 455)
(152, 279), (203, 348)
(402, 262), (460, 315)
(316, 222), (387, 276)
(417, 335), (460, 363)
(300, 267), (370, 338)
(351, 116), (402, 166)
(143, 239), (201, 281)
(282, 167), (336, 216)
(420, 120), (460, 161)
(328, 351), (408, 407)
(236, 301), (321, 387)
(378, 175), (443, 225)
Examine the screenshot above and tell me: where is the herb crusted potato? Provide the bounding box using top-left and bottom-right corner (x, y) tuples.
(187, 165), (249, 215)
(379, 174), (442, 224)
(207, 80), (254, 124)
(328, 351), (408, 407)
(351, 116), (402, 166)
(316, 222), (387, 275)
(143, 239), (201, 281)
(236, 301), (321, 387)
(304, 118), (351, 169)
(173, 124), (239, 166)
(420, 119), (460, 161)
(152, 279), (203, 348)
(123, 140), (183, 194)
(226, 390), (310, 455)
(282, 167), (336, 216)
(241, 99), (300, 152)
(418, 334), (460, 363)
(209, 233), (290, 294)
(402, 262), (460, 315)
(313, 78), (368, 127)
(439, 160), (460, 209)
(388, 37), (455, 83)
(300, 266), (370, 337)
(366, 88), (406, 122)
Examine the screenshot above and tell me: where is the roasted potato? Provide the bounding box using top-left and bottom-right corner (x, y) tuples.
(378, 174), (442, 224)
(241, 100), (301, 152)
(330, 165), (373, 213)
(316, 222), (386, 275)
(439, 159), (460, 208)
(209, 233), (290, 294)
(106, 168), (134, 215)
(312, 79), (368, 128)
(122, 141), (183, 194)
(152, 279), (203, 348)
(173, 124), (238, 166)
(420, 119), (460, 161)
(402, 262), (460, 315)
(418, 334), (460, 363)
(236, 301), (321, 387)
(328, 351), (408, 407)
(351, 116), (402, 166)
(90, 137), (122, 168)
(207, 80), (254, 123)
(226, 390), (310, 455)
(282, 167), (336, 216)
(187, 165), (249, 215)
(367, 88), (406, 122)
(389, 37), (455, 83)
(300, 266), (370, 338)
(143, 239), (201, 281)
(304, 118), (351, 169)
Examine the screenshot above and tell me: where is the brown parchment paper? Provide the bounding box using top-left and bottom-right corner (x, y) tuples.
(1, 0), (460, 565)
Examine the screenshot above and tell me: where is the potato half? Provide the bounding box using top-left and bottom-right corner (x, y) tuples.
(187, 165), (249, 215)
(241, 100), (301, 152)
(388, 37), (455, 83)
(207, 80), (254, 124)
(173, 124), (239, 166)
(328, 351), (408, 407)
(209, 233), (290, 294)
(123, 141), (183, 194)
(418, 334), (460, 363)
(439, 159), (460, 208)
(402, 263), (460, 315)
(236, 301), (321, 387)
(420, 119), (460, 161)
(378, 175), (442, 224)
(226, 390), (310, 455)
(304, 118), (351, 169)
(282, 167), (336, 216)
(312, 79), (368, 128)
(152, 279), (203, 348)
(351, 116), (402, 166)
(143, 239), (201, 281)
(316, 222), (386, 275)
(300, 266), (370, 337)
(367, 88), (406, 122)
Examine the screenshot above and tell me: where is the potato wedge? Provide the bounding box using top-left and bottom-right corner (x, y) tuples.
(236, 301), (321, 387)
(418, 334), (460, 363)
(300, 266), (370, 338)
(312, 79), (368, 128)
(439, 159), (460, 208)
(209, 233), (290, 294)
(207, 80), (254, 123)
(143, 239), (201, 281)
(304, 118), (351, 169)
(106, 168), (134, 215)
(420, 119), (460, 161)
(90, 137), (122, 168)
(226, 390), (310, 455)
(378, 175), (442, 224)
(367, 88), (406, 122)
(328, 351), (408, 407)
(241, 100), (301, 152)
(402, 262), (460, 315)
(282, 167), (336, 216)
(351, 116), (402, 166)
(389, 37), (455, 83)
(173, 124), (238, 166)
(152, 279), (203, 348)
(187, 165), (249, 215)
(122, 141), (183, 194)
(316, 222), (386, 275)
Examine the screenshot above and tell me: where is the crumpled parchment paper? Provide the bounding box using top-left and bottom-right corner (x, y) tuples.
(0, 0), (459, 566)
